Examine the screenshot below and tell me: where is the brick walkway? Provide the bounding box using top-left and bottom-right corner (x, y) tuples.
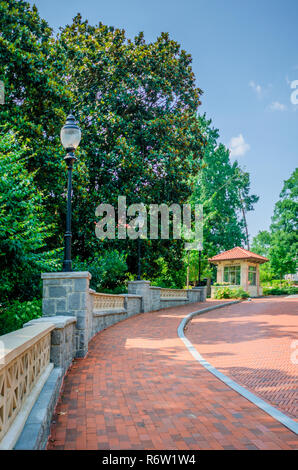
(187, 297), (298, 421)
(47, 299), (298, 450)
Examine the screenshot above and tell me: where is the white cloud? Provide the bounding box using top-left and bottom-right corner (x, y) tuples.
(249, 80), (262, 96)
(228, 134), (250, 158)
(269, 101), (287, 111)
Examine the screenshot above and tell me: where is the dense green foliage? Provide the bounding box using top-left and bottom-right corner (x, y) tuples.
(0, 0), (71, 197)
(73, 249), (129, 293)
(263, 279), (296, 288)
(150, 255), (186, 288)
(263, 286), (298, 296)
(269, 168), (297, 278)
(250, 230), (273, 282)
(0, 132), (61, 302)
(0, 299), (42, 335)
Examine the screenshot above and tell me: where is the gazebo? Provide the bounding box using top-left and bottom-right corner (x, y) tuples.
(209, 246), (268, 297)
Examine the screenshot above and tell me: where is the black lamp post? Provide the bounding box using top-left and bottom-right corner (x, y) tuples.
(136, 214), (145, 281)
(137, 237), (142, 281)
(60, 112), (81, 272)
(198, 249), (202, 285)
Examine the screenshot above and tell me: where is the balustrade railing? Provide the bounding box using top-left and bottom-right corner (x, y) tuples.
(91, 292), (125, 311)
(0, 324), (53, 442)
(160, 288), (187, 299)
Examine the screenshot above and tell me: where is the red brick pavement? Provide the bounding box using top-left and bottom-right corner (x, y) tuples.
(47, 299), (298, 450)
(187, 297), (298, 421)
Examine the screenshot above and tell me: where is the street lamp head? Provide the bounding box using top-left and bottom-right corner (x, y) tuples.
(60, 112), (81, 152)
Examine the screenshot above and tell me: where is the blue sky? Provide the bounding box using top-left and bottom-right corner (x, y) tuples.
(29, 0), (298, 240)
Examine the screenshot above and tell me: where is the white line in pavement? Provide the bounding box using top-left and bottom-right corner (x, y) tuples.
(178, 303), (298, 436)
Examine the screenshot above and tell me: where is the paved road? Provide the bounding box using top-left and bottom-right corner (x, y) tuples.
(187, 297), (298, 420)
(47, 299), (297, 450)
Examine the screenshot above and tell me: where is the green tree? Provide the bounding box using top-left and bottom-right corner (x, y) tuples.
(269, 231), (296, 280)
(252, 168), (297, 281)
(0, 0), (71, 247)
(0, 0), (70, 148)
(189, 115), (258, 281)
(0, 131), (61, 302)
(269, 169), (297, 278)
(55, 16), (206, 277)
(0, 4), (207, 285)
(251, 230), (274, 282)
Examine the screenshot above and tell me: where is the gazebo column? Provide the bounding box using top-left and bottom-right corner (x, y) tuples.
(241, 262), (248, 291)
(217, 264), (223, 283)
(257, 264), (260, 296)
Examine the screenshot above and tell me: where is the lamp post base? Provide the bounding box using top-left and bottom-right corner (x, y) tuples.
(137, 237), (142, 281)
(62, 260), (72, 272)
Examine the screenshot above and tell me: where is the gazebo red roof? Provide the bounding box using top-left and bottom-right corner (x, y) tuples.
(208, 246), (268, 264)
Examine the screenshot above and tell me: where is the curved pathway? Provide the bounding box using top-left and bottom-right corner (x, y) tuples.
(187, 297), (298, 421)
(47, 299), (297, 450)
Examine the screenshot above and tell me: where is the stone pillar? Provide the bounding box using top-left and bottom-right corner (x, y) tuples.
(187, 289), (198, 303)
(127, 280), (151, 312)
(41, 272), (92, 358)
(201, 286), (207, 302)
(149, 286), (161, 311)
(192, 286), (207, 302)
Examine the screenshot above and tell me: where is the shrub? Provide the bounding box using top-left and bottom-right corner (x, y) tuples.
(73, 250), (129, 293)
(98, 286), (128, 295)
(262, 279), (295, 288)
(150, 278), (184, 289)
(214, 286), (249, 299)
(263, 286), (298, 296)
(150, 256), (186, 289)
(0, 299), (42, 335)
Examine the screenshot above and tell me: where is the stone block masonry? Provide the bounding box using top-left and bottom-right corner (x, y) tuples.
(24, 316), (76, 372)
(127, 280), (151, 312)
(41, 272), (92, 358)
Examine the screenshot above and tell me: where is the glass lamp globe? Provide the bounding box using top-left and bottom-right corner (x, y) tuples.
(60, 113), (81, 151)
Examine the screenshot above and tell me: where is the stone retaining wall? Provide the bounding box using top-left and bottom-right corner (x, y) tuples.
(0, 272), (206, 449)
(24, 316), (76, 372)
(39, 273), (207, 360)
